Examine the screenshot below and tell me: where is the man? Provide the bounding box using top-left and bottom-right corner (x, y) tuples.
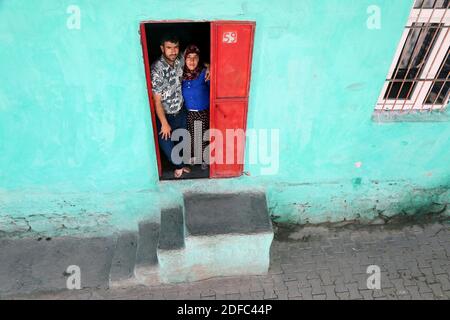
(151, 34), (191, 178)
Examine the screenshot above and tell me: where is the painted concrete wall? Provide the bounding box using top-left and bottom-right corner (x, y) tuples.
(1, 0), (449, 236)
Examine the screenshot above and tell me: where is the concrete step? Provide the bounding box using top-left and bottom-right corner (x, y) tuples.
(158, 207), (185, 251)
(1, 236), (116, 296)
(184, 192), (273, 236)
(109, 231), (138, 284)
(157, 206), (187, 282)
(1, 192), (273, 295)
(133, 220), (160, 285)
(110, 207), (186, 287)
(158, 192), (274, 283)
(111, 192), (274, 286)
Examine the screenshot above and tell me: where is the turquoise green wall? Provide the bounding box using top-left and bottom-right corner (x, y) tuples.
(1, 0), (449, 235)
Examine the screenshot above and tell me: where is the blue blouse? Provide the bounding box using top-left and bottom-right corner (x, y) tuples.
(182, 69), (210, 111)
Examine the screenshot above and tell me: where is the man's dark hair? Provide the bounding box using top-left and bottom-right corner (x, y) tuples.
(160, 33), (180, 46)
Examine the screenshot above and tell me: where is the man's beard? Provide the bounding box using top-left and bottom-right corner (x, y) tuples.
(165, 54), (177, 61)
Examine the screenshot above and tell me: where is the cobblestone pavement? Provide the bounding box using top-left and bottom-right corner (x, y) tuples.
(7, 218), (450, 300)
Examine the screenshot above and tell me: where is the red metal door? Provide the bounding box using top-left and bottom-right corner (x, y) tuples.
(210, 21), (255, 178)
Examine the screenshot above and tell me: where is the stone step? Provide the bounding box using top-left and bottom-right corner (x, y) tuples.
(1, 192), (273, 295)
(184, 192), (273, 237)
(0, 236), (116, 296)
(157, 206), (187, 283)
(158, 191), (274, 283)
(133, 220), (160, 284)
(109, 231), (138, 285)
(158, 207), (185, 251)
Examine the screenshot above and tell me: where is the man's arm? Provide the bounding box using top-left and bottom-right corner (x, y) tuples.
(151, 65), (172, 140)
(153, 94), (171, 140)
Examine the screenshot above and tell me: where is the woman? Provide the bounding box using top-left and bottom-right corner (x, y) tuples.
(182, 45), (210, 170)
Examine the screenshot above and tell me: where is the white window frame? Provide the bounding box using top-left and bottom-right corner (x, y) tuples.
(375, 4), (450, 111)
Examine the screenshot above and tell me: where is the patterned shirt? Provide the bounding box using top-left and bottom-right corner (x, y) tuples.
(151, 55), (185, 114)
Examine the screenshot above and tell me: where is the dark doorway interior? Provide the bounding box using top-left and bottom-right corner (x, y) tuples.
(144, 22), (211, 181)
(145, 22), (210, 67)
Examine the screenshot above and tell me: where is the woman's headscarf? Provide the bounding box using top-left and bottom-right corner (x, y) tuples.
(183, 45), (203, 81)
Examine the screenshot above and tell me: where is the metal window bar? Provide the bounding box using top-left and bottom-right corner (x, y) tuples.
(439, 77), (450, 110)
(387, 23), (441, 104)
(388, 78), (450, 82)
(428, 48), (450, 109)
(406, 25), (450, 28)
(400, 4), (449, 111)
(413, 10), (450, 111)
(437, 77), (450, 111)
(379, 1), (450, 112)
(387, 5), (440, 111)
(381, 3), (429, 111)
(415, 0), (449, 9)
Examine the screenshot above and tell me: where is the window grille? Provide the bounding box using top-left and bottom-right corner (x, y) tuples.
(376, 0), (450, 112)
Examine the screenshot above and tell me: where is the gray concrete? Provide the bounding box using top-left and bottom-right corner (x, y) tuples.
(157, 193), (273, 283)
(158, 207), (184, 250)
(135, 221), (159, 267)
(0, 192), (274, 295)
(110, 232), (138, 282)
(184, 192), (273, 236)
(0, 236), (116, 297)
(9, 218), (449, 300)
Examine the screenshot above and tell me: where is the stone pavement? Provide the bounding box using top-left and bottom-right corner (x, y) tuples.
(5, 217), (450, 300)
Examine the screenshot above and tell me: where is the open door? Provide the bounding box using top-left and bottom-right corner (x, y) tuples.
(210, 21), (256, 178)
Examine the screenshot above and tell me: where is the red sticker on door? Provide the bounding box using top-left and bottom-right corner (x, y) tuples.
(222, 31), (237, 44)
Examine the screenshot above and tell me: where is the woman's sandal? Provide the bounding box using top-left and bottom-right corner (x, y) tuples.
(182, 167), (191, 173)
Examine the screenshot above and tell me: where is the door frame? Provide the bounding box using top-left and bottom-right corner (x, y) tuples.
(140, 22), (162, 178)
(139, 20), (255, 180)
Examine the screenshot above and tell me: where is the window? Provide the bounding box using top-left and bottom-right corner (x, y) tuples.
(375, 0), (450, 112)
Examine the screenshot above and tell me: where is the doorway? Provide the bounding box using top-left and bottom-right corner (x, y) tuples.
(140, 20), (255, 181)
(143, 22), (210, 181)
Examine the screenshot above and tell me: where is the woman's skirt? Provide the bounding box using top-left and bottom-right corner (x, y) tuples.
(187, 109), (210, 164)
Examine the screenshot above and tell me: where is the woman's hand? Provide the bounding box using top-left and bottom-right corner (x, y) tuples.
(204, 63), (211, 81)
(160, 123), (172, 140)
